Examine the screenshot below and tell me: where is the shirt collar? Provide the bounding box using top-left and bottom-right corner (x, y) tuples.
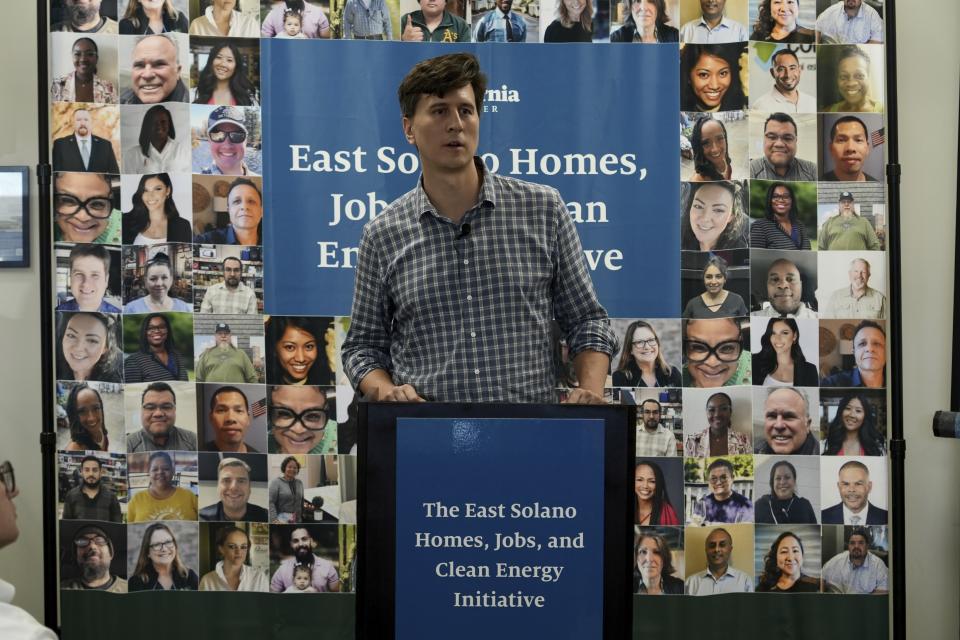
(842, 502), (870, 523)
(697, 15), (731, 29)
(415, 157), (496, 220)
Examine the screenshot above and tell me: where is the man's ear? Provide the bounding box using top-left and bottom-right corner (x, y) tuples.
(402, 116), (416, 146)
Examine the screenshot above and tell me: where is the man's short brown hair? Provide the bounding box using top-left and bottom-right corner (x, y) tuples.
(397, 53), (487, 119)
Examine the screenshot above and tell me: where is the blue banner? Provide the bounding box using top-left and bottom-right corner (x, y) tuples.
(262, 41), (679, 317)
(395, 417), (604, 639)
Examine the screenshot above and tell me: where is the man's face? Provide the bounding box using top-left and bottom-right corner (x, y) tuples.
(684, 319), (741, 388)
(74, 110), (91, 137)
(218, 465), (251, 512)
(227, 184), (262, 232)
(66, 0), (102, 25)
(76, 531), (112, 581)
(80, 460), (102, 487)
(420, 0), (446, 19)
(403, 85), (479, 177)
(847, 533), (868, 562)
(496, 0), (513, 12)
(705, 530), (732, 573)
(210, 391), (251, 449)
(210, 124), (247, 174)
(854, 327), (886, 375)
(707, 465), (732, 500)
(130, 36), (180, 104)
(771, 53), (800, 93)
(291, 528), (316, 562)
(844, 0), (862, 11)
(70, 255), (109, 311)
(706, 394), (732, 434)
(829, 121), (870, 179)
(763, 119), (798, 169)
(140, 390), (176, 437)
(848, 260), (870, 293)
(766, 260), (803, 315)
(839, 197), (855, 214)
(640, 402), (661, 431)
(700, 0), (726, 20)
(223, 259), (242, 288)
(151, 110), (171, 147)
(214, 329), (233, 347)
(763, 388), (811, 454)
(838, 466), (871, 511)
(55, 174), (113, 243)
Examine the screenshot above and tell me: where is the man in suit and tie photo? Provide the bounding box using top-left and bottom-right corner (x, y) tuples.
(822, 460), (887, 525)
(53, 108), (119, 174)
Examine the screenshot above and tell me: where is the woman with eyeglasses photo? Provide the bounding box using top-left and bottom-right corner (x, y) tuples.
(612, 320), (681, 388)
(124, 313), (190, 383)
(199, 524), (269, 592)
(269, 455), (305, 523)
(127, 452), (198, 523)
(53, 172), (121, 244)
(682, 317), (751, 388)
(269, 386), (337, 455)
(750, 182), (811, 250)
(63, 383), (112, 451)
(129, 522), (199, 591)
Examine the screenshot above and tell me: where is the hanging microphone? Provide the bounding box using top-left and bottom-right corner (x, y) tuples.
(457, 223), (471, 239)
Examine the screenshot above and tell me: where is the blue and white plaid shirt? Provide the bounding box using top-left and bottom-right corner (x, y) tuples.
(342, 159), (618, 403)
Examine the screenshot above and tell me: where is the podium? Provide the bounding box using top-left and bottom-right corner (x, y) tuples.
(357, 402), (636, 640)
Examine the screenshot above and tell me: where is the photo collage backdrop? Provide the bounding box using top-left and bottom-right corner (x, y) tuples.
(47, 0), (889, 622)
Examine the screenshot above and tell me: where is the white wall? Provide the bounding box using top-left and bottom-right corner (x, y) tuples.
(0, 1), (958, 636)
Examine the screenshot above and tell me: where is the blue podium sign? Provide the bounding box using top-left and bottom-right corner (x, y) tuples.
(395, 417), (604, 638)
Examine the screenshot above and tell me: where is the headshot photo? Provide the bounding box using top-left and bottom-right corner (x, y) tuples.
(194, 245), (264, 314)
(120, 103), (192, 174)
(190, 0), (262, 36)
(815, 0), (883, 45)
(56, 380), (125, 452)
(821, 524), (888, 594)
(817, 187), (885, 251)
(749, 0), (816, 43)
(55, 242), (122, 313)
(609, 318), (682, 388)
(189, 37), (261, 106)
(56, 311), (123, 384)
(539, 0), (599, 42)
(341, 0), (396, 40)
(120, 171), (193, 243)
(268, 454), (306, 524)
(118, 0), (190, 34)
(817, 252), (887, 319)
(58, 450), (127, 522)
(268, 385), (339, 455)
(681, 316), (751, 388)
(683, 523), (754, 594)
(51, 103), (121, 174)
(634, 458), (684, 526)
(59, 521), (128, 593)
(819, 113), (884, 181)
(753, 455), (820, 524)
(119, 33), (191, 104)
(123, 380), (199, 452)
(753, 386), (820, 455)
(632, 389), (682, 457)
(193, 315), (265, 384)
(748, 44), (817, 114)
(754, 525), (822, 592)
(121, 312), (194, 383)
(472, 0), (534, 42)
(191, 174), (264, 245)
(265, 316), (336, 386)
(749, 249), (818, 317)
(678, 0), (749, 43)
(609, 0), (679, 43)
(53, 172), (121, 245)
(397, 0), (472, 42)
(817, 44), (884, 113)
(125, 450), (199, 522)
(127, 520), (200, 591)
(50, 32), (119, 104)
(680, 180), (750, 252)
(819, 319), (886, 388)
(681, 250), (750, 319)
(683, 387), (752, 457)
(198, 521), (270, 592)
(261, 0), (333, 39)
(751, 316), (819, 386)
(633, 526), (684, 595)
(820, 456), (888, 525)
(199, 383), (268, 453)
(818, 388), (886, 456)
(191, 105), (263, 176)
(684, 455), (754, 524)
(748, 112), (817, 181)
(269, 523), (341, 592)
(680, 42), (748, 112)
(748, 179), (816, 250)
(121, 244), (194, 313)
(681, 111), (749, 182)
(52, 0), (119, 33)
(198, 453), (269, 522)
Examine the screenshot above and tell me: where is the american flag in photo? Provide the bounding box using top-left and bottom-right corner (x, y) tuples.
(871, 127), (885, 147)
(252, 398), (266, 418)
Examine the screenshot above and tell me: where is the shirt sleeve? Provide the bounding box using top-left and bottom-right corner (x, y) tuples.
(200, 290), (214, 313)
(342, 4), (354, 38)
(549, 192), (619, 359)
(245, 291), (258, 314)
(243, 353), (258, 383)
(268, 480), (279, 522)
(341, 223), (395, 389)
(869, 11), (884, 42)
(261, 10), (278, 37)
(473, 15), (486, 41)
